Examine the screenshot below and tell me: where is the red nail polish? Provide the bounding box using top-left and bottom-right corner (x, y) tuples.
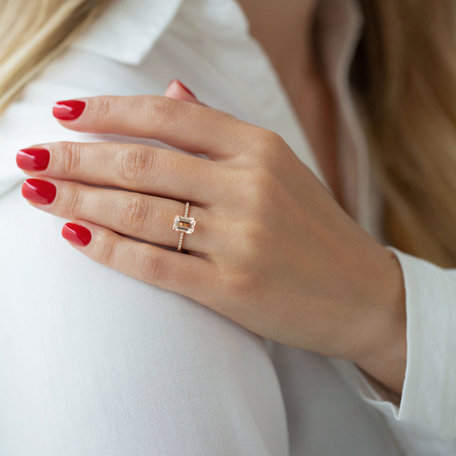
(62, 223), (92, 246)
(52, 99), (86, 120)
(21, 178), (56, 204)
(171, 79), (196, 97)
(16, 148), (50, 171)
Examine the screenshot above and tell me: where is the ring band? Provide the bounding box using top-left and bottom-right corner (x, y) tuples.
(172, 201), (196, 252)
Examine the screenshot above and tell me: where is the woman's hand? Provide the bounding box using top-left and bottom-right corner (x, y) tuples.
(16, 80), (406, 393)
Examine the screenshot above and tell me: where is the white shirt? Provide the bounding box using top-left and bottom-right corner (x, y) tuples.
(0, 0), (455, 454)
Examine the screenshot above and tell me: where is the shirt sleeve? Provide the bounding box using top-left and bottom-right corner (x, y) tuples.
(0, 45), (291, 456)
(351, 245), (456, 454)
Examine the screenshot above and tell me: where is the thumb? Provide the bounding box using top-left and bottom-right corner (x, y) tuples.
(164, 79), (205, 106)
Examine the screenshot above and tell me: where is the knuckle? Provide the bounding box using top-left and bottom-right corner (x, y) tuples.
(119, 195), (151, 232)
(244, 167), (276, 206)
(94, 96), (114, 120)
(250, 128), (285, 154)
(224, 218), (269, 263)
(58, 141), (82, 175)
(119, 147), (153, 183)
(148, 97), (181, 124)
(97, 232), (116, 265)
(226, 268), (263, 298)
(66, 184), (86, 218)
(241, 219), (269, 253)
(262, 129), (285, 148)
(139, 251), (170, 283)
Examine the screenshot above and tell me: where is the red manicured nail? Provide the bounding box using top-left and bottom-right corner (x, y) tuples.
(62, 223), (92, 246)
(21, 178), (56, 204)
(16, 148), (50, 171)
(52, 99), (86, 120)
(170, 79), (196, 97)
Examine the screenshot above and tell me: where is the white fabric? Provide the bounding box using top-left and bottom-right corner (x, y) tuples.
(0, 0), (455, 454)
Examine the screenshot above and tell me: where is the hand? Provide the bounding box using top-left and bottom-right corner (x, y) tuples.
(16, 80), (406, 393)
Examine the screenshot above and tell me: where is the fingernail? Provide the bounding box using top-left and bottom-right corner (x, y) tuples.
(62, 222), (92, 246)
(21, 178), (56, 204)
(16, 148), (50, 171)
(169, 79), (196, 97)
(52, 99), (86, 120)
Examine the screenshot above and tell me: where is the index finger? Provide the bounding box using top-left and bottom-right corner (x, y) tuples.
(52, 95), (254, 160)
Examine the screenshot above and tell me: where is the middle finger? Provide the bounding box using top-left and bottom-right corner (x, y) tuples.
(17, 141), (222, 206)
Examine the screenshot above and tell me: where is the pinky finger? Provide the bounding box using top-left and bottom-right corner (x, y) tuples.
(61, 220), (214, 302)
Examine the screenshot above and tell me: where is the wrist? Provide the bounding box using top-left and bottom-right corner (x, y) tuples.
(348, 247), (407, 394)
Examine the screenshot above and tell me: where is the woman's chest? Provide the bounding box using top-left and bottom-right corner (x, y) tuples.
(286, 74), (346, 211)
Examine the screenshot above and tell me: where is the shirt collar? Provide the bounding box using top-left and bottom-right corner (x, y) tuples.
(70, 0), (184, 65)
(69, 0), (362, 73)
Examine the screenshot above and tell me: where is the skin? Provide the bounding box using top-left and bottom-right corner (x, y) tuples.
(17, 0), (407, 395)
(237, 0), (342, 205)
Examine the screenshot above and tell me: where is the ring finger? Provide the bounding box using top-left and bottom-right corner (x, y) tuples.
(21, 177), (213, 254)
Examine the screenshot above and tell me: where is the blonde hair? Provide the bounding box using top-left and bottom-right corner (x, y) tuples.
(0, 0), (110, 112)
(1, 0), (456, 267)
(352, 0), (456, 267)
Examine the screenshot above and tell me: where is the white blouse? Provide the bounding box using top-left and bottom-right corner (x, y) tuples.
(0, 0), (455, 454)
